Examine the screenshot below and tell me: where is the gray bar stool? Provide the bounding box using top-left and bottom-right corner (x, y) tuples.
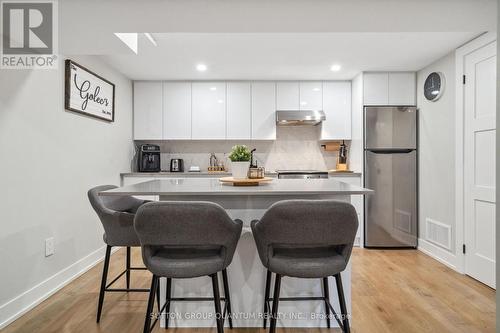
(251, 199), (358, 333)
(134, 201), (243, 333)
(88, 185), (152, 323)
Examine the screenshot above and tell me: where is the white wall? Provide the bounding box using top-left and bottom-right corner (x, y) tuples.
(0, 56), (134, 327)
(417, 52), (457, 260)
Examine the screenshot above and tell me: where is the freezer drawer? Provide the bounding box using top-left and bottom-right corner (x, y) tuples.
(365, 106), (417, 149)
(364, 150), (417, 247)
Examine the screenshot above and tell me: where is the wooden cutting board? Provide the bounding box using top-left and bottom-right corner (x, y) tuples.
(219, 177), (273, 186)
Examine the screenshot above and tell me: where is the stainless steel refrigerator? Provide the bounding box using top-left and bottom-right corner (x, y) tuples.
(364, 106), (418, 248)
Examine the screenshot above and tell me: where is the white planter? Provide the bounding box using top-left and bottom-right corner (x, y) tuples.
(231, 161), (250, 179)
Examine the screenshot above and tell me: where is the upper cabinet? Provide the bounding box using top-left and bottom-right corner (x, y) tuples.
(276, 82), (299, 110)
(299, 81), (323, 110)
(363, 72), (416, 106)
(163, 82), (191, 139)
(321, 81), (351, 140)
(192, 82), (226, 140)
(133, 82), (163, 140)
(388, 72), (416, 105)
(251, 82), (276, 140)
(227, 82), (251, 140)
(133, 80), (354, 141)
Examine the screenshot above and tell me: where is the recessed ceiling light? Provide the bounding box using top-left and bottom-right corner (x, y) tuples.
(144, 33), (157, 46)
(210, 86), (217, 91)
(330, 64), (341, 72)
(217, 99), (224, 104)
(300, 101), (307, 106)
(312, 88), (320, 92)
(196, 63), (207, 72)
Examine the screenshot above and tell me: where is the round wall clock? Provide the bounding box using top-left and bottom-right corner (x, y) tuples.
(424, 72), (445, 102)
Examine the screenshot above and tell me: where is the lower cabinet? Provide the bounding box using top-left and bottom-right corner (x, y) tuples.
(333, 175), (364, 247)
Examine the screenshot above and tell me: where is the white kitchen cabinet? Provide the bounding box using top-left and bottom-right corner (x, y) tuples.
(388, 72), (416, 105)
(251, 82), (276, 140)
(191, 82), (226, 139)
(334, 175), (363, 247)
(133, 81), (163, 140)
(363, 72), (416, 106)
(276, 81), (299, 110)
(321, 81), (352, 140)
(163, 82), (191, 139)
(226, 82), (251, 139)
(363, 73), (389, 105)
(299, 81), (323, 110)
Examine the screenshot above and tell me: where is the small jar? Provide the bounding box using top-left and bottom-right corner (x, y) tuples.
(248, 167), (265, 179)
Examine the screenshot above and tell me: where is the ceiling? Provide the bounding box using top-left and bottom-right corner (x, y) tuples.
(101, 32), (479, 80)
(56, 0), (494, 80)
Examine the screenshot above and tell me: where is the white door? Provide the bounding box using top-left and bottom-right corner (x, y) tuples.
(276, 81), (299, 110)
(299, 81), (323, 110)
(321, 81), (352, 140)
(192, 82), (226, 139)
(388, 72), (416, 106)
(227, 82), (251, 139)
(464, 40), (496, 288)
(133, 82), (163, 140)
(163, 82), (191, 139)
(251, 82), (276, 140)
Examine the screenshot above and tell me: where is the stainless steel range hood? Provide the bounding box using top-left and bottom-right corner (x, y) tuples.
(276, 110), (326, 126)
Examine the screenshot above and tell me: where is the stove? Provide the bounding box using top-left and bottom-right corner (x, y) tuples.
(276, 170), (329, 179)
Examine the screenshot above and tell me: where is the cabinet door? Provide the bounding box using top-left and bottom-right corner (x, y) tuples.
(388, 72), (416, 106)
(363, 73), (389, 105)
(321, 81), (351, 140)
(227, 82), (251, 139)
(276, 81), (299, 110)
(133, 82), (163, 140)
(192, 82), (226, 139)
(251, 82), (276, 140)
(299, 81), (323, 110)
(163, 82), (191, 139)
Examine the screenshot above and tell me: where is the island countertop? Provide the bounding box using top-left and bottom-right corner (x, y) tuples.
(100, 178), (372, 196)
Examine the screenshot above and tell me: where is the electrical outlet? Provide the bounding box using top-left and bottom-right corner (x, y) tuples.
(45, 237), (55, 257)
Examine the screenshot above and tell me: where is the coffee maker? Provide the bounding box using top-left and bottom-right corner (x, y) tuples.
(138, 144), (161, 172)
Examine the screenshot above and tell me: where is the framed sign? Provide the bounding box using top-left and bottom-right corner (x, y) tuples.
(65, 60), (115, 122)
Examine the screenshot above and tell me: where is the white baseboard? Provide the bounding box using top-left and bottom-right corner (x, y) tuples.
(418, 238), (459, 272)
(0, 245), (119, 329)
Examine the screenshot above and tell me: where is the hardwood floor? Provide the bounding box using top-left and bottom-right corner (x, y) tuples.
(2, 248), (495, 333)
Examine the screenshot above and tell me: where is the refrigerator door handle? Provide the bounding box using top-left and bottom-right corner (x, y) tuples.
(366, 149), (414, 154)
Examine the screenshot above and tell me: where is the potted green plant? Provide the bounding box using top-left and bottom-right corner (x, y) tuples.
(228, 145), (251, 179)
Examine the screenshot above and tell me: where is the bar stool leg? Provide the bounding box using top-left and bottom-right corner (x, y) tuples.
(263, 270), (272, 328)
(143, 275), (159, 333)
(126, 247), (131, 290)
(323, 277), (331, 328)
(335, 273), (350, 333)
(270, 274), (281, 333)
(221, 269), (234, 328)
(211, 273), (224, 333)
(165, 278), (172, 328)
(96, 245), (111, 323)
(156, 278), (161, 312)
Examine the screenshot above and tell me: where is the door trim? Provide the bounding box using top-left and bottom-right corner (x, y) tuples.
(455, 31), (497, 275)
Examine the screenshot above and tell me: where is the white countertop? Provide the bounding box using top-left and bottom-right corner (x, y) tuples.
(120, 171), (362, 177)
(101, 178), (372, 196)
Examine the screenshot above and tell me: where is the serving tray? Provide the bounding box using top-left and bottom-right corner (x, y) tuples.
(219, 177), (273, 186)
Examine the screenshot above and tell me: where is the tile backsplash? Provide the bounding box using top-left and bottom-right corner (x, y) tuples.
(136, 126), (344, 172)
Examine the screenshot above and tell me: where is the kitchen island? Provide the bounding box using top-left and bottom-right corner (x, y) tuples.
(100, 178), (372, 328)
